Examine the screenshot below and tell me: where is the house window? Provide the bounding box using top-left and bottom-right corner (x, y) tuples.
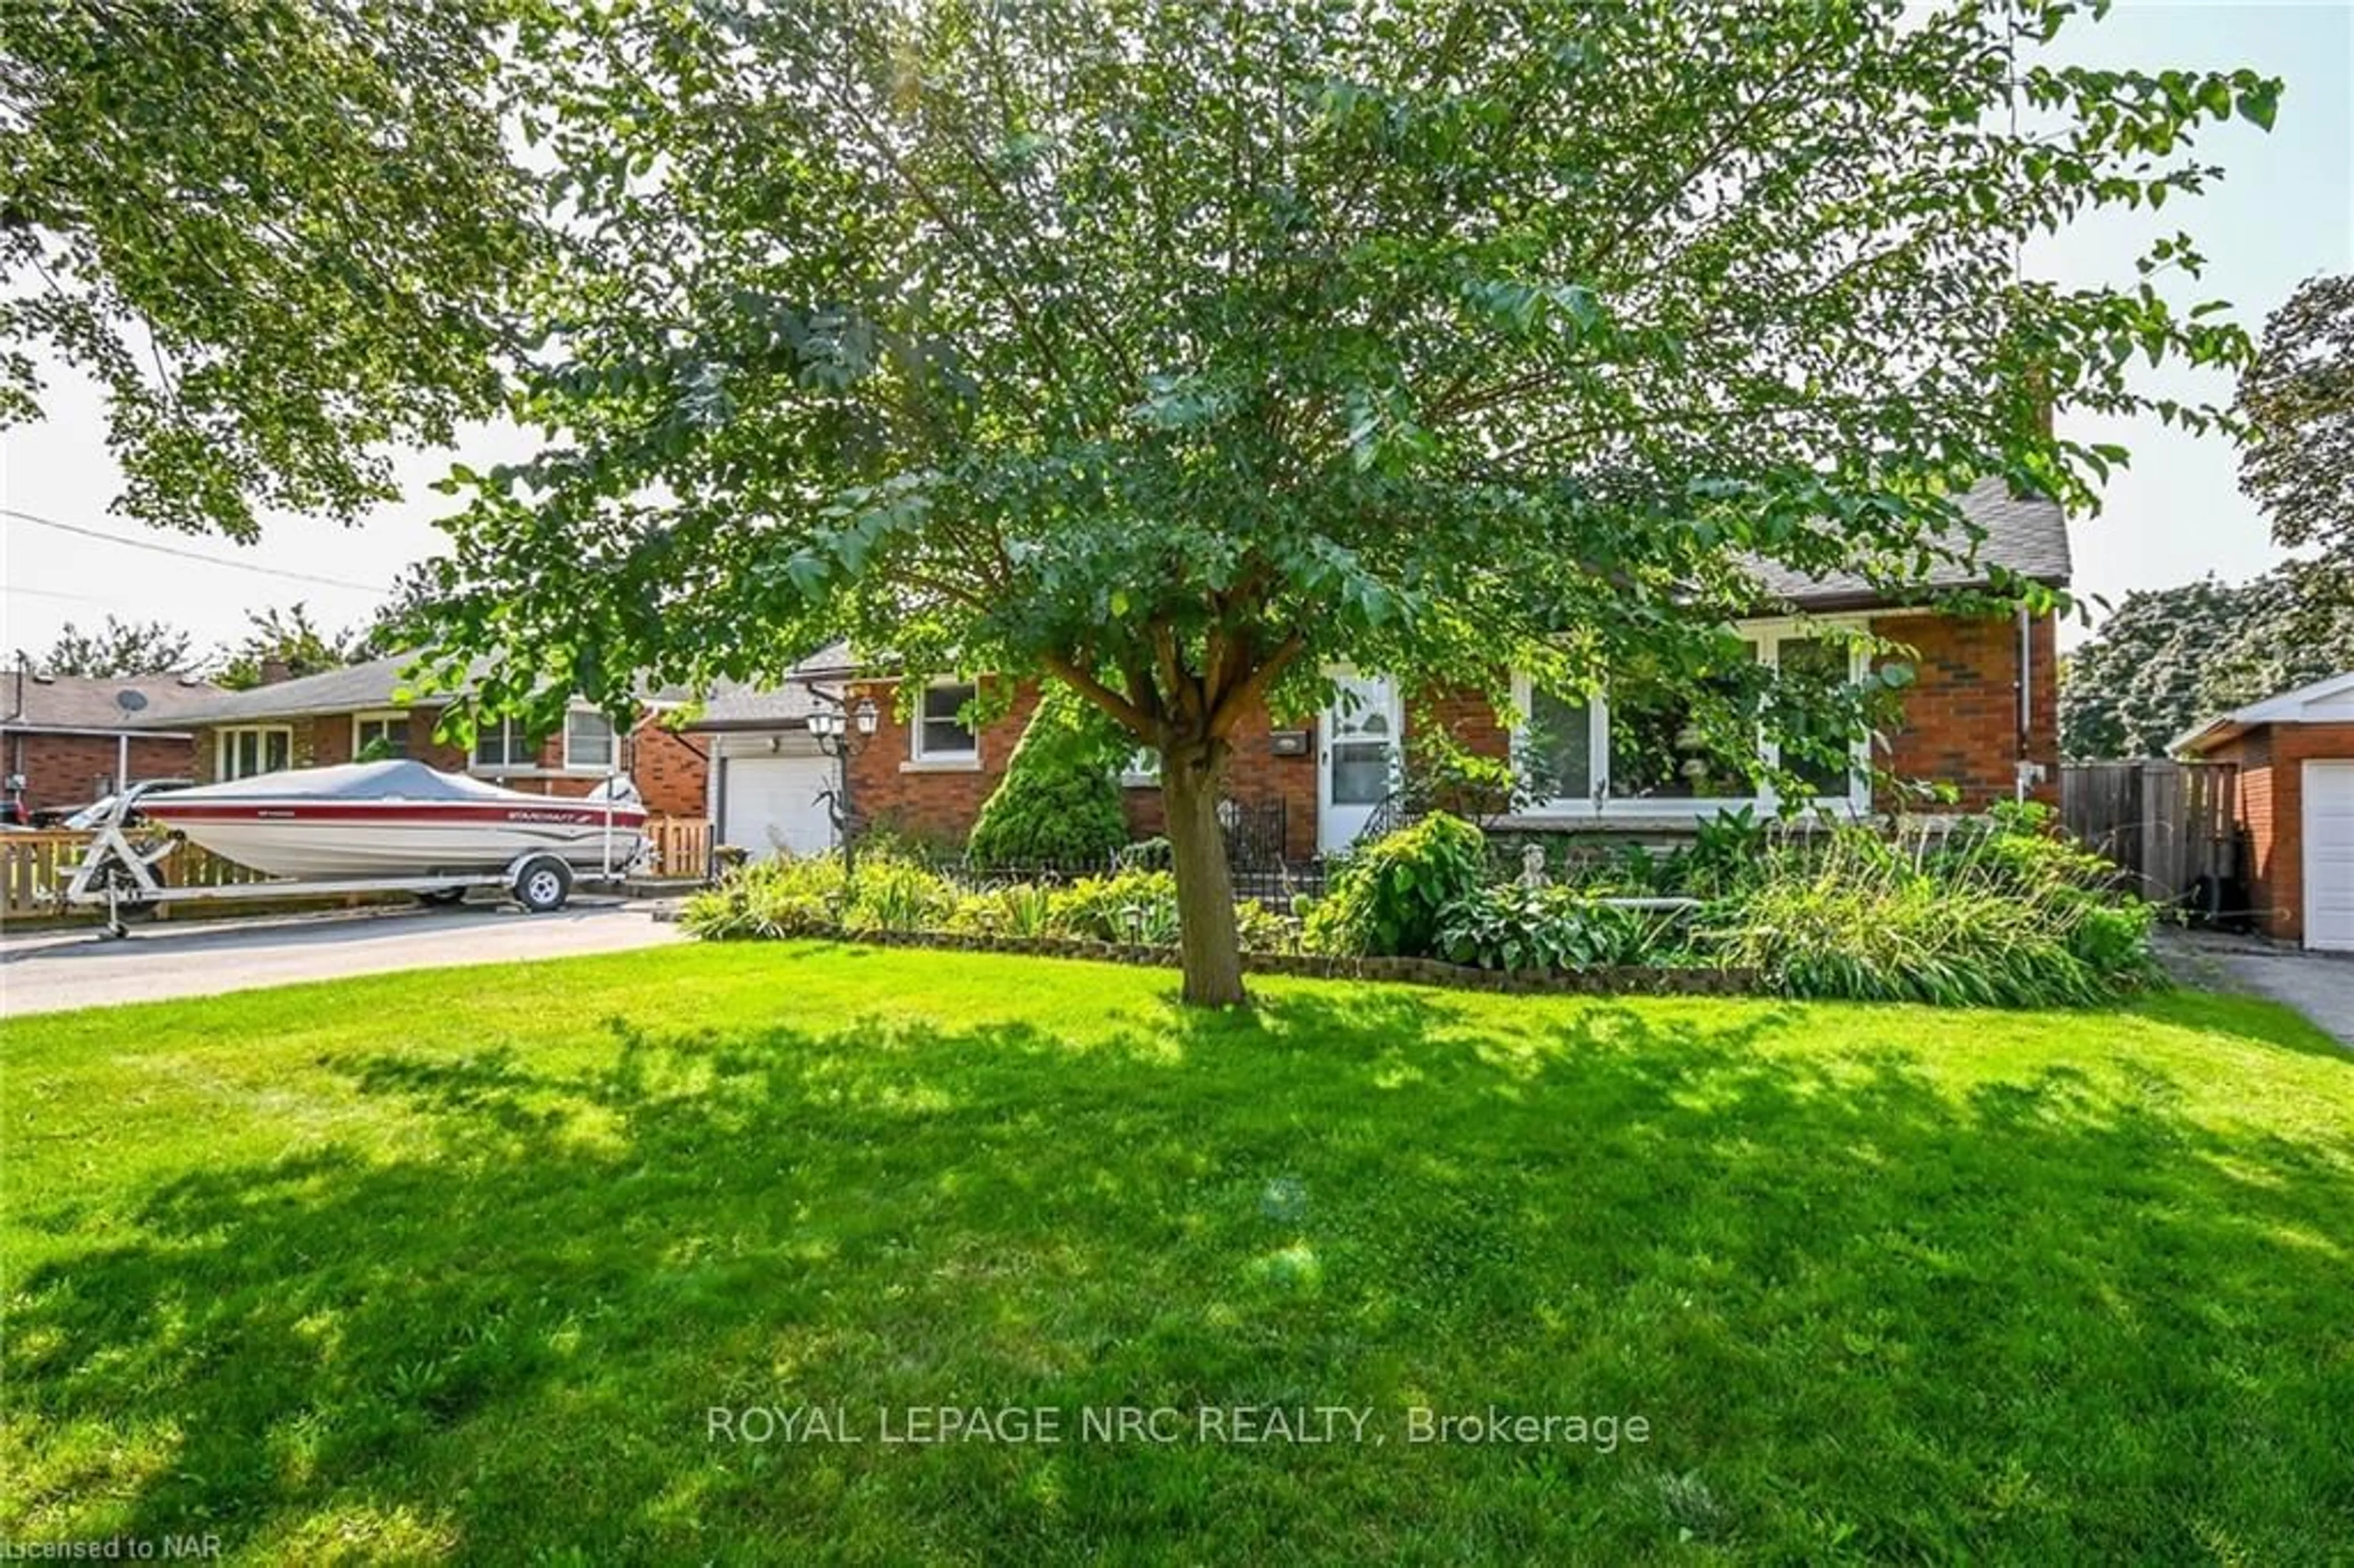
(1606, 650), (1759, 804)
(564, 710), (617, 771)
(1515, 619), (1867, 815)
(1523, 688), (1597, 803)
(1124, 745), (1162, 786)
(473, 716), (531, 769)
(218, 726), (292, 780)
(352, 713), (409, 761)
(912, 681), (978, 762)
(1770, 636), (1856, 800)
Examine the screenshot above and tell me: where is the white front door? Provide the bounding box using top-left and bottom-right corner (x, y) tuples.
(1319, 672), (1400, 853)
(2304, 760), (2354, 951)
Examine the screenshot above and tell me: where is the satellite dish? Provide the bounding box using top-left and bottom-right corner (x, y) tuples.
(115, 688), (149, 713)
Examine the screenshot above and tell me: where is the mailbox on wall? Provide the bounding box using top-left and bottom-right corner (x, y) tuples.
(1269, 729), (1311, 758)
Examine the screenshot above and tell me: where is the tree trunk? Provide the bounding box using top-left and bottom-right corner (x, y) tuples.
(1160, 740), (1247, 1008)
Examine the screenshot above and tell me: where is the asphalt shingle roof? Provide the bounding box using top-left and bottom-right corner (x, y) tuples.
(125, 652), (463, 727)
(2, 671), (227, 733)
(1746, 478), (2072, 607)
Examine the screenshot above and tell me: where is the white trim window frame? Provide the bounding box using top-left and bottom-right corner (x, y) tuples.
(563, 708), (619, 772)
(216, 724), (293, 780)
(908, 679), (980, 766)
(472, 715), (532, 771)
(1512, 615), (1872, 819)
(352, 710), (409, 759)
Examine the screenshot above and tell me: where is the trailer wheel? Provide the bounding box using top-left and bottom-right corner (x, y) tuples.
(419, 887), (468, 907)
(512, 856), (573, 913)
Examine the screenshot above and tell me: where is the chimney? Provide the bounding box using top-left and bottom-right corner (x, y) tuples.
(259, 656), (292, 686)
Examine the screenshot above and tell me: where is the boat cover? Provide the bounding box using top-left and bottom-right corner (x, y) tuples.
(154, 760), (560, 805)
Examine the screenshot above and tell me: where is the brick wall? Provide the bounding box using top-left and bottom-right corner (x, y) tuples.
(4, 731), (197, 811)
(844, 677), (1040, 850)
(1872, 609), (2059, 811)
(628, 718), (710, 818)
(835, 613), (2054, 857)
(2206, 722), (2354, 942)
(1122, 702), (1322, 861)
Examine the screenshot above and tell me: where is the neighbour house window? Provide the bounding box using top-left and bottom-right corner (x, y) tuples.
(473, 716), (531, 769)
(564, 710), (618, 771)
(1125, 745), (1162, 785)
(1515, 620), (1868, 815)
(912, 682), (978, 761)
(353, 713), (409, 761)
(218, 726), (292, 780)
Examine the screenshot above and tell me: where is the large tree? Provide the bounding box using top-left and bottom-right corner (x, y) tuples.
(2060, 562), (2354, 757)
(19, 614), (197, 678)
(425, 0), (2269, 1003)
(2239, 272), (2354, 592)
(0, 0), (536, 539)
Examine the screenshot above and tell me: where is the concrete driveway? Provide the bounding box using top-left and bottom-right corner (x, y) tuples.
(1, 900), (684, 1018)
(2160, 929), (2354, 1051)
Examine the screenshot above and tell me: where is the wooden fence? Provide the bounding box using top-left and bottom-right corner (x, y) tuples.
(645, 816), (712, 880)
(2, 830), (279, 921)
(2060, 759), (2240, 905)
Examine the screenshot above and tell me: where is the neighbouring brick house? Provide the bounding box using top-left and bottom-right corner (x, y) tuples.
(702, 480), (2067, 861)
(126, 652), (711, 820)
(2177, 671), (2354, 951)
(2, 668), (224, 819)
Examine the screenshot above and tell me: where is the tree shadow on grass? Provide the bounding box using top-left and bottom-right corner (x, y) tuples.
(10, 989), (2353, 1563)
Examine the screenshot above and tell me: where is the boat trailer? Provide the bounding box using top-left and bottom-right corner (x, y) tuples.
(61, 780), (625, 939)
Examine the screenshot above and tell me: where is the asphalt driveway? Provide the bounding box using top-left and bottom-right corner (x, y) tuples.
(0, 900), (684, 1018)
(2159, 929), (2354, 1051)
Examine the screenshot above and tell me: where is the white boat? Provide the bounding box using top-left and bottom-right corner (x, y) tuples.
(132, 760), (649, 880)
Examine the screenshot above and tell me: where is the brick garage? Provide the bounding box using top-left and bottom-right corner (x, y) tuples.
(2182, 672), (2354, 948)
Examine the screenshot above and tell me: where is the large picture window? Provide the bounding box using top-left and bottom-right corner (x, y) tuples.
(218, 726), (292, 780)
(473, 716), (531, 769)
(1515, 620), (1868, 816)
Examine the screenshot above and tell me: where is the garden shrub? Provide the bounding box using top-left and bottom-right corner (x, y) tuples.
(1434, 883), (1688, 971)
(966, 690), (1130, 867)
(1232, 898), (1296, 954)
(840, 856), (961, 934)
(1712, 821), (2155, 1007)
(1044, 868), (1180, 943)
(677, 853), (848, 940)
(1301, 812), (1488, 957)
(948, 881), (1058, 938)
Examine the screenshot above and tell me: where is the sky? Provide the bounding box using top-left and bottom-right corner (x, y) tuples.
(2, 1), (2350, 664)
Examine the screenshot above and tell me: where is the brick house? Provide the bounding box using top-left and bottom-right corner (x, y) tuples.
(2177, 671), (2354, 951)
(700, 481), (2067, 861)
(2, 668), (224, 820)
(126, 652), (711, 820)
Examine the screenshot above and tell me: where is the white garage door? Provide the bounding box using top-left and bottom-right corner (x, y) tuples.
(720, 754), (837, 859)
(2306, 761), (2354, 952)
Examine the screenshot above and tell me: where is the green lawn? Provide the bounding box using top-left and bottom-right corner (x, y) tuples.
(5, 947), (2351, 1563)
